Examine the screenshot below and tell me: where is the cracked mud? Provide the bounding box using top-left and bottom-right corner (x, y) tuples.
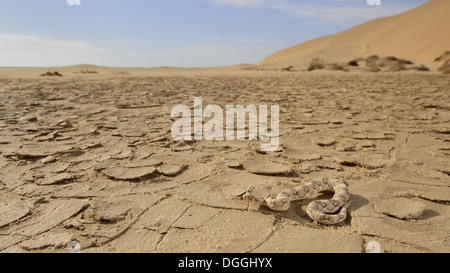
(0, 68), (449, 253)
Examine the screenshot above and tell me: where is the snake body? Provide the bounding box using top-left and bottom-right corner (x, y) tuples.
(242, 178), (352, 225)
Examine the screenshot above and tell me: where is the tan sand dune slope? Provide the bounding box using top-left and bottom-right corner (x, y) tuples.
(255, 0), (450, 70)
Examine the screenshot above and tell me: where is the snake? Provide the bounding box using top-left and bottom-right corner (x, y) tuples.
(242, 178), (352, 225)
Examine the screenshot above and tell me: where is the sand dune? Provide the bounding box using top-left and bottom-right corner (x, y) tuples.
(255, 0), (450, 70)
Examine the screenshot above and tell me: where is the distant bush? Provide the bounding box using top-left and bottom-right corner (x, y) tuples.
(365, 55), (380, 67)
(384, 56), (398, 62)
(80, 70), (98, 74)
(41, 71), (63, 77)
(434, 51), (450, 62)
(348, 60), (359, 66)
(439, 59), (450, 74)
(306, 55), (428, 73)
(412, 65), (430, 72)
(281, 66), (294, 71)
(364, 55), (416, 72)
(327, 62), (348, 71)
(307, 58), (325, 71)
(307, 58), (349, 72)
(434, 51), (450, 74)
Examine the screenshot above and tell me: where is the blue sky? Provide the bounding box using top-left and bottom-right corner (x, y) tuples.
(0, 0), (429, 67)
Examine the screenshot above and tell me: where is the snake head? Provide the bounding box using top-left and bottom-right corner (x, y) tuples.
(266, 198), (290, 211)
(242, 192), (265, 203)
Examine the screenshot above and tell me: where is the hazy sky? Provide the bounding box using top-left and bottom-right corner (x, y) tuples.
(0, 0), (429, 67)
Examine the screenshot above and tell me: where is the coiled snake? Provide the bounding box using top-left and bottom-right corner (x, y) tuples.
(243, 178), (352, 225)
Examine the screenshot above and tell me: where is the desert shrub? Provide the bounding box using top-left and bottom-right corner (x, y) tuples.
(365, 55), (380, 67)
(389, 57), (414, 71)
(387, 61), (406, 71)
(348, 60), (359, 66)
(307, 58), (325, 71)
(402, 60), (413, 65)
(80, 70), (98, 74)
(327, 62), (348, 71)
(364, 55), (414, 71)
(385, 56), (398, 62)
(394, 57), (413, 65)
(306, 58), (350, 71)
(434, 51), (450, 62)
(281, 66), (293, 71)
(439, 59), (450, 74)
(412, 65), (430, 71)
(41, 71), (62, 77)
(435, 51), (450, 74)
(384, 56), (412, 64)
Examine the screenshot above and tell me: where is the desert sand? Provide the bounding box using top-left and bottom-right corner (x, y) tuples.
(0, 66), (448, 253)
(1, 0), (449, 254)
(254, 0), (450, 71)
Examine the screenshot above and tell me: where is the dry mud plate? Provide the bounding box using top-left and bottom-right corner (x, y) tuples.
(0, 69), (449, 253)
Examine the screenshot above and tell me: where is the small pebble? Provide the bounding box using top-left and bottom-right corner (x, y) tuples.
(41, 156), (56, 164)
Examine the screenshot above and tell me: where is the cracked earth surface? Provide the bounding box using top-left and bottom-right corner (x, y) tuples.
(0, 68), (449, 253)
